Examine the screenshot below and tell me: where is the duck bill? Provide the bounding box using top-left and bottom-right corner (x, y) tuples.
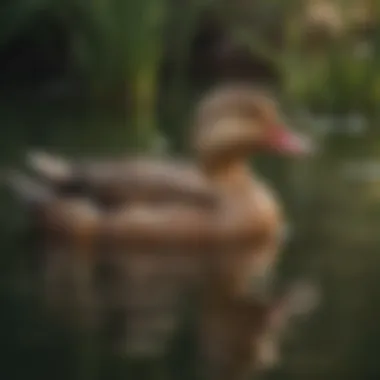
(265, 127), (315, 156)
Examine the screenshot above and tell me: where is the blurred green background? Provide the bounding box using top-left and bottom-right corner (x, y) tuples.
(1, 0), (380, 379)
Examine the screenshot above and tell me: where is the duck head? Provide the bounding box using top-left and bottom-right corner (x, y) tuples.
(192, 85), (314, 171)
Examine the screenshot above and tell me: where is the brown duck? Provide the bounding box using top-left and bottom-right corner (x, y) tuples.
(27, 84), (313, 293)
(13, 84), (314, 362)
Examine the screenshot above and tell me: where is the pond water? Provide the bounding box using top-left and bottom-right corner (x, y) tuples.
(1, 95), (380, 380)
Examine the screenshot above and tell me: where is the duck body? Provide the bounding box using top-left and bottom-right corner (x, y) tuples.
(19, 152), (285, 359)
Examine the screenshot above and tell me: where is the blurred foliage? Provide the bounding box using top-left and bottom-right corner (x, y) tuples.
(0, 0), (212, 149)
(1, 0), (380, 137)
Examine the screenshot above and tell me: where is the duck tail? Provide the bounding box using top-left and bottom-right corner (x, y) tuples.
(26, 150), (73, 184)
(7, 170), (56, 207)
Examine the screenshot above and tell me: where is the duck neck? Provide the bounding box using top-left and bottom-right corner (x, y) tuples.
(199, 155), (254, 191)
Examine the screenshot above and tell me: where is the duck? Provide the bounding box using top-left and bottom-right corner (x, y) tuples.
(31, 85), (312, 292)
(26, 84), (312, 269)
(14, 83), (314, 359)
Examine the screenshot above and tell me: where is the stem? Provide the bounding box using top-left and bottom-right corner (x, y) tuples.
(130, 64), (159, 150)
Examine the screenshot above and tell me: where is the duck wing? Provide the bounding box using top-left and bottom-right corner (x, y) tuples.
(26, 151), (218, 208)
